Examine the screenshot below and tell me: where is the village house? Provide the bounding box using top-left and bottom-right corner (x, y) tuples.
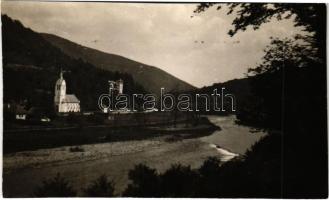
(15, 105), (28, 120)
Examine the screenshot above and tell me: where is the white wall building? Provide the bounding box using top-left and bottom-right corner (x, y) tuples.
(108, 79), (123, 95)
(54, 70), (80, 114)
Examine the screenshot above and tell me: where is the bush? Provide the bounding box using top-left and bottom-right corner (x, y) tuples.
(83, 174), (115, 197)
(160, 164), (199, 197)
(33, 173), (76, 197)
(69, 146), (84, 152)
(123, 164), (161, 197)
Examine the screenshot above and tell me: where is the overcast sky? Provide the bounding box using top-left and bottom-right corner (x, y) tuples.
(2, 1), (304, 87)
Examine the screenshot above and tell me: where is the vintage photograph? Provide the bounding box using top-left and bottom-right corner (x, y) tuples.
(1, 1), (328, 198)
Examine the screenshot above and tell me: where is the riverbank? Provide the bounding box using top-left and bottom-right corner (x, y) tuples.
(3, 115), (266, 197)
(4, 116), (218, 154)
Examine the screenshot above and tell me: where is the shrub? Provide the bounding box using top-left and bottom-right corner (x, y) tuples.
(160, 164), (199, 197)
(123, 164), (161, 197)
(33, 173), (76, 197)
(69, 146), (84, 152)
(83, 174), (115, 197)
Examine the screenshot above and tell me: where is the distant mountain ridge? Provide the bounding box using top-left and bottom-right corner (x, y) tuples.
(2, 14), (146, 110)
(41, 33), (196, 95)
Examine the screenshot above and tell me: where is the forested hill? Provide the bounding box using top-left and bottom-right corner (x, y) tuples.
(197, 78), (251, 101)
(2, 14), (146, 111)
(41, 33), (195, 95)
(184, 77), (252, 114)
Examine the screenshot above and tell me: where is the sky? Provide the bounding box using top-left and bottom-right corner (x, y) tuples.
(1, 1), (304, 88)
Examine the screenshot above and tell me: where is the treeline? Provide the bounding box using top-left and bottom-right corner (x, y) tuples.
(123, 134), (281, 198)
(236, 54), (328, 198)
(2, 14), (146, 112)
(32, 173), (115, 197)
(185, 78), (252, 115)
(20, 134), (280, 198)
(197, 3), (328, 197)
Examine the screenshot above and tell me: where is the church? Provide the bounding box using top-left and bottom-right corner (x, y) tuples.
(54, 70), (80, 114)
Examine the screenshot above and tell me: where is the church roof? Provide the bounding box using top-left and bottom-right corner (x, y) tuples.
(63, 94), (80, 103)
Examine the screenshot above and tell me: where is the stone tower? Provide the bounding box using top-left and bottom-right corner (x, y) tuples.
(54, 70), (66, 111)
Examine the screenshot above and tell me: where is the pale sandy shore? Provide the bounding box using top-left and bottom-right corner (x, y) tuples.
(3, 115), (266, 197)
(3, 138), (165, 172)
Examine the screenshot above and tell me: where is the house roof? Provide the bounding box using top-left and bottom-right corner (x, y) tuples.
(63, 94), (80, 103)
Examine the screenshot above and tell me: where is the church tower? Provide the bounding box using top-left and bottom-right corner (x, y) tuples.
(54, 69), (80, 114)
(117, 79), (123, 94)
(54, 70), (66, 112)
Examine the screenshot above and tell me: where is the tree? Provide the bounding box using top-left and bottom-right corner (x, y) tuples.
(83, 174), (115, 197)
(33, 173), (77, 197)
(195, 3), (328, 198)
(194, 3), (326, 60)
(248, 37), (319, 75)
(160, 164), (198, 197)
(196, 157), (222, 197)
(123, 164), (161, 197)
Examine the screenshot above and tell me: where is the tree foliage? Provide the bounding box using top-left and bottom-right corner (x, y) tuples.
(33, 173), (77, 197)
(122, 135), (283, 198)
(195, 3), (326, 63)
(123, 164), (161, 197)
(83, 174), (115, 197)
(195, 4), (325, 49)
(248, 37), (319, 75)
(161, 164), (198, 197)
(194, 3), (327, 198)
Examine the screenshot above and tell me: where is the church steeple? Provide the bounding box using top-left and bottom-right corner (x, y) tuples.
(54, 68), (66, 109)
(53, 68), (80, 114)
(60, 68), (63, 80)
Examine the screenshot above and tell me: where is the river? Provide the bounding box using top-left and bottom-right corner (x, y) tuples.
(3, 115), (266, 197)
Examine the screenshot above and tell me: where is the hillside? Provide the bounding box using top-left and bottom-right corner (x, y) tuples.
(41, 33), (196, 95)
(197, 78), (252, 100)
(2, 14), (146, 111)
(185, 77), (252, 114)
